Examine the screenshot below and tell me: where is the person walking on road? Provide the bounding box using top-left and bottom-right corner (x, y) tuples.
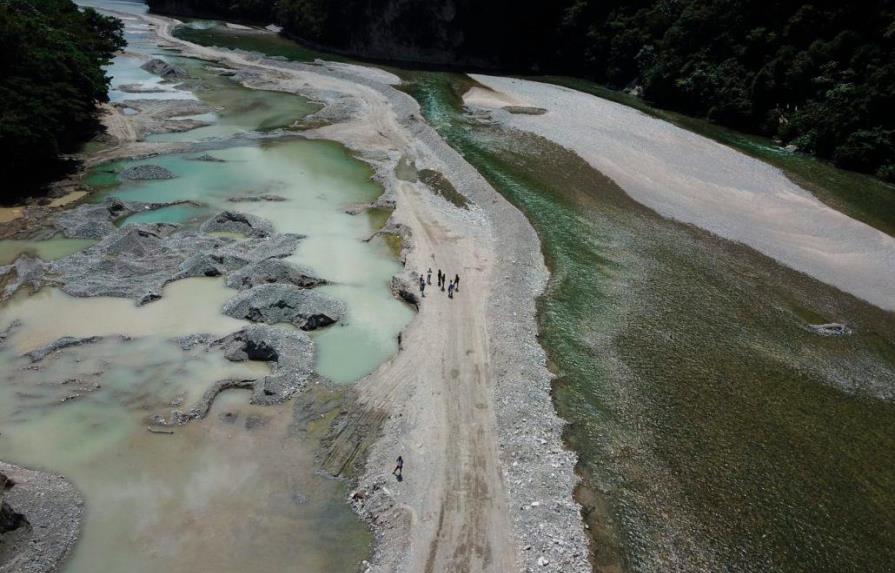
(393, 456), (404, 480)
(454, 273), (460, 292)
(427, 268), (432, 285)
(419, 275), (426, 297)
(448, 280), (454, 299)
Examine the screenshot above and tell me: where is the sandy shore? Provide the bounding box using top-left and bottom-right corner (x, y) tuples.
(466, 75), (895, 312)
(139, 15), (591, 573)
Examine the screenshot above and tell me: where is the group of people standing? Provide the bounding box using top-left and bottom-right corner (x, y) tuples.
(419, 267), (460, 299)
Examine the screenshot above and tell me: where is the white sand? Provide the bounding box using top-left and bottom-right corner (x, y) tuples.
(467, 75), (895, 311)
(463, 86), (530, 109)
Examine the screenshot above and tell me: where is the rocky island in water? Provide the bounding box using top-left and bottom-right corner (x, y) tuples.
(1, 1), (893, 573)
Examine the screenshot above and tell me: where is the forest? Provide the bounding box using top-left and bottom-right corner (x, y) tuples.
(0, 0), (124, 200)
(148, 0), (895, 184)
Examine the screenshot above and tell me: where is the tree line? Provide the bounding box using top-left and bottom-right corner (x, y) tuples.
(0, 0), (124, 200)
(149, 0), (895, 184)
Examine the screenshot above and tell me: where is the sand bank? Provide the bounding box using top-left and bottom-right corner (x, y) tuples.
(467, 75), (895, 311)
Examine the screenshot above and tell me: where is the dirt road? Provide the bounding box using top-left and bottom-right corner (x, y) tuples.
(359, 180), (519, 572)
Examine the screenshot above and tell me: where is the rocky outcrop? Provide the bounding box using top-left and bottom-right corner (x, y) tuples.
(0, 462), (83, 573)
(49, 205), (302, 304)
(119, 164), (177, 181)
(54, 198), (194, 240)
(222, 283), (344, 330)
(225, 258), (324, 290)
(164, 325), (315, 424)
(140, 58), (187, 80)
(199, 210), (274, 238)
(0, 257), (48, 300)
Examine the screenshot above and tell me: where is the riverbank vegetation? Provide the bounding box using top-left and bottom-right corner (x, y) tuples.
(148, 0), (895, 184)
(0, 0), (124, 201)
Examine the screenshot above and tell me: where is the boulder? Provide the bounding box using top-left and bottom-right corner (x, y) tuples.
(390, 273), (419, 308)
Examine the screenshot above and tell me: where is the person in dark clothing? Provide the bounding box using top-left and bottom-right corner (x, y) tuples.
(448, 281), (454, 299)
(427, 268), (432, 285)
(454, 274), (460, 292)
(419, 275), (426, 297)
(437, 269), (443, 288)
(393, 456), (404, 480)
(441, 273), (445, 291)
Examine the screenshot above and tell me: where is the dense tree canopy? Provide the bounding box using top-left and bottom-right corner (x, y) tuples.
(158, 1), (895, 183)
(0, 0), (124, 200)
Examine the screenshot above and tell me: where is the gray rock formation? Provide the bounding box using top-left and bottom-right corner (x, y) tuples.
(140, 58), (187, 80)
(119, 164), (177, 181)
(0, 473), (22, 534)
(164, 325), (315, 424)
(54, 198), (195, 240)
(225, 258), (324, 290)
(199, 210), (274, 238)
(0, 462), (83, 573)
(55, 199), (130, 239)
(50, 220), (302, 304)
(222, 283), (344, 330)
(0, 257), (48, 301)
